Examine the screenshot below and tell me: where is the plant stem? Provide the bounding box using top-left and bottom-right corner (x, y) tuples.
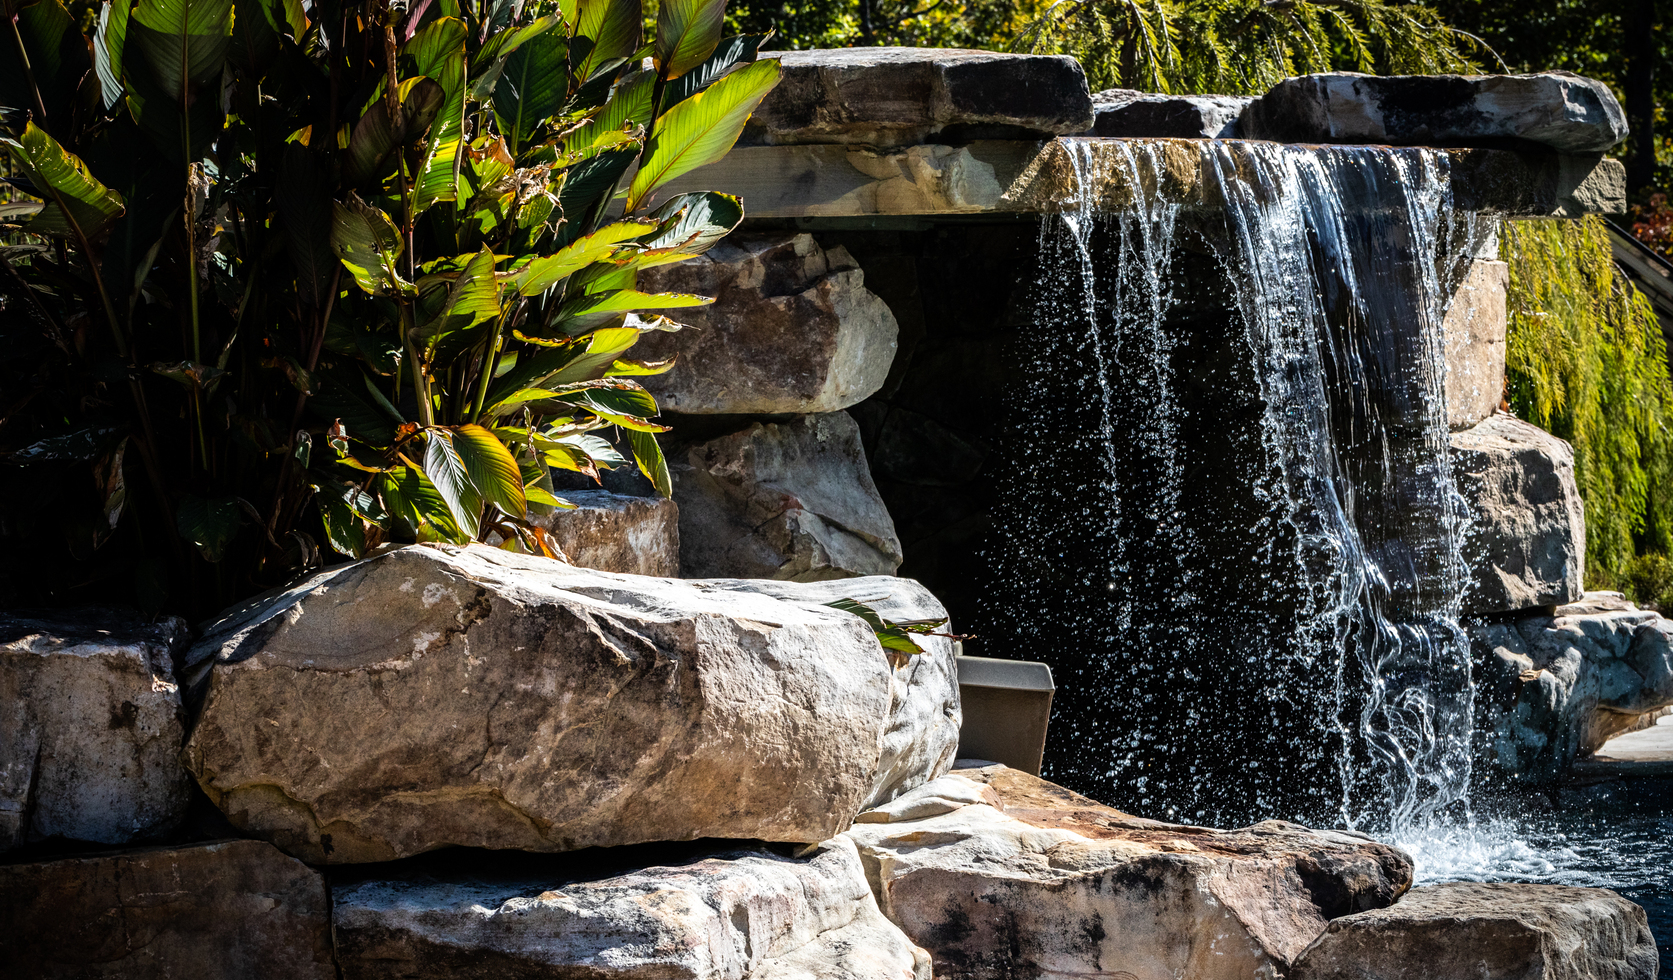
(6, 13), (50, 126)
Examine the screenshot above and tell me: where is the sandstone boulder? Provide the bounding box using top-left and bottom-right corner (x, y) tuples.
(0, 839), (335, 979)
(744, 48), (1094, 148)
(1443, 258), (1508, 430)
(1290, 882), (1658, 980)
(332, 837), (931, 980)
(670, 412), (903, 580)
(0, 610), (189, 851)
(1241, 72), (1628, 153)
(636, 234), (899, 414)
(842, 765), (1414, 980)
(1087, 88), (1251, 138)
(182, 544), (957, 863)
(1473, 595), (1673, 782)
(1451, 412), (1585, 614)
(534, 489), (679, 576)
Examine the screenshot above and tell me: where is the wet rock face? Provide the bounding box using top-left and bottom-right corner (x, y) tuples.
(0, 839), (336, 979)
(636, 234), (899, 415)
(843, 765), (1414, 980)
(1473, 594), (1673, 783)
(1087, 89), (1253, 138)
(182, 544), (957, 863)
(1452, 412), (1586, 615)
(532, 489), (679, 577)
(1290, 882), (1659, 980)
(332, 838), (931, 980)
(0, 610), (190, 851)
(670, 412), (903, 581)
(1241, 72), (1629, 153)
(744, 48), (1094, 149)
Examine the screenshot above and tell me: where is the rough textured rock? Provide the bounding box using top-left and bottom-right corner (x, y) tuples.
(1290, 882), (1659, 980)
(0, 611), (189, 851)
(1451, 412), (1586, 614)
(1241, 72), (1628, 152)
(1443, 258), (1508, 430)
(0, 839), (336, 979)
(1473, 594), (1673, 782)
(744, 48), (1094, 148)
(333, 838), (931, 980)
(670, 412), (903, 580)
(1086, 88), (1252, 138)
(533, 489), (679, 576)
(637, 234), (899, 414)
(182, 544), (956, 863)
(842, 765), (1414, 980)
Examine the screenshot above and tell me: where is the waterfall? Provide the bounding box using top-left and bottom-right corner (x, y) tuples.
(983, 139), (1488, 833)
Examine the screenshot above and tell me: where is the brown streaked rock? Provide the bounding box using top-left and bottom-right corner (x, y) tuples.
(533, 489), (679, 577)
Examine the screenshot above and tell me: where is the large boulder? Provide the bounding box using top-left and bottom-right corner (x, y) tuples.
(744, 48), (1094, 148)
(1472, 594), (1673, 783)
(1451, 412), (1586, 614)
(670, 412), (903, 580)
(332, 838), (931, 980)
(1442, 258), (1508, 430)
(842, 765), (1414, 980)
(0, 610), (190, 851)
(636, 234), (899, 415)
(0, 839), (336, 979)
(1290, 882), (1658, 980)
(181, 544), (958, 863)
(533, 489), (679, 577)
(1086, 88), (1252, 138)
(1241, 72), (1628, 153)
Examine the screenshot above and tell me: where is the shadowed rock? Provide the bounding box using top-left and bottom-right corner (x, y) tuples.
(842, 765), (1414, 980)
(1087, 89), (1252, 138)
(1290, 882), (1658, 980)
(182, 544), (957, 863)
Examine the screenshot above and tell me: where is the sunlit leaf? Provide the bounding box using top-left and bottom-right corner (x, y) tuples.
(451, 422), (527, 517)
(624, 56), (780, 210)
(1, 122), (126, 240)
(654, 0), (723, 80)
(331, 196), (408, 297)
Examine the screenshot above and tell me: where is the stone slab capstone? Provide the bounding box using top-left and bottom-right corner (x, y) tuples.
(842, 765), (1414, 980)
(1087, 88), (1253, 138)
(636, 234), (899, 415)
(0, 839), (336, 979)
(743, 48), (1094, 148)
(1290, 882), (1658, 980)
(670, 411), (903, 580)
(181, 544), (957, 863)
(1451, 412), (1586, 615)
(1241, 72), (1628, 153)
(332, 838), (931, 980)
(0, 610), (190, 852)
(1473, 594), (1673, 783)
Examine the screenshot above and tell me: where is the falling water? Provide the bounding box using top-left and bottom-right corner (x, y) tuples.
(982, 139), (1488, 833)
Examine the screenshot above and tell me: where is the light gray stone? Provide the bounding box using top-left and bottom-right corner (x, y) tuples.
(181, 544), (956, 863)
(1452, 413), (1586, 614)
(843, 765), (1414, 980)
(0, 611), (190, 851)
(1087, 88), (1252, 138)
(636, 235), (899, 415)
(743, 47), (1094, 149)
(0, 839), (336, 979)
(1241, 72), (1628, 153)
(1443, 258), (1508, 430)
(332, 838), (931, 980)
(1473, 595), (1673, 782)
(1290, 882), (1658, 980)
(533, 489), (679, 576)
(670, 412), (903, 581)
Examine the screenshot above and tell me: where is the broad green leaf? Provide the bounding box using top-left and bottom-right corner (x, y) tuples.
(2, 0), (89, 125)
(94, 0), (132, 110)
(451, 423), (526, 517)
(508, 218), (656, 296)
(313, 480), (369, 558)
(626, 428), (670, 496)
(413, 247), (501, 365)
(345, 77), (445, 187)
(308, 369), (405, 448)
(482, 325), (640, 413)
(1, 122), (126, 240)
(562, 69), (653, 156)
(654, 0), (723, 81)
(549, 287), (711, 336)
(624, 57), (780, 211)
(630, 190), (743, 268)
(664, 32), (770, 109)
(380, 462), (466, 542)
(493, 27), (569, 153)
(409, 18), (468, 214)
(229, 0), (279, 74)
(572, 0), (640, 84)
(278, 143), (336, 308)
(553, 145), (638, 238)
(124, 0), (232, 158)
(423, 428), (482, 538)
(176, 493), (240, 561)
(331, 197), (407, 297)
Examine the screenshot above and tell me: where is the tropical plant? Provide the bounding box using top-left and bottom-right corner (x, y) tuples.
(0, 0), (779, 617)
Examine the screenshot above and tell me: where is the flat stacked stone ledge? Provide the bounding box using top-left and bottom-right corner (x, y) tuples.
(1088, 88), (1253, 138)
